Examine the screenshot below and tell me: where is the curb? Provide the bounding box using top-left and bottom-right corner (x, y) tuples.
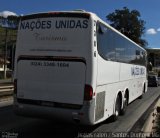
(141, 99), (160, 137)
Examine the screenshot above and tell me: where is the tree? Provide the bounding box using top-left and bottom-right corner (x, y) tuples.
(0, 15), (19, 78)
(106, 7), (147, 47)
(7, 15), (20, 29)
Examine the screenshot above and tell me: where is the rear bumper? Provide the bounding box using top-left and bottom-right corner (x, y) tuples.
(13, 96), (96, 125)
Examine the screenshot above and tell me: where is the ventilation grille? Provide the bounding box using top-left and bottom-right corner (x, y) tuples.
(95, 91), (105, 122)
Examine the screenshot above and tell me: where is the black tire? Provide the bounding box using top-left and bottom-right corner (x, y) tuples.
(120, 94), (128, 115)
(139, 85), (145, 99)
(112, 95), (121, 121)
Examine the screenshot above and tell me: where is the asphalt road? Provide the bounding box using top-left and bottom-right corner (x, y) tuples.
(0, 87), (160, 138)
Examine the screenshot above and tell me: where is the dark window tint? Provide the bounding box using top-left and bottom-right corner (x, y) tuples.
(97, 23), (146, 66)
(97, 24), (115, 60)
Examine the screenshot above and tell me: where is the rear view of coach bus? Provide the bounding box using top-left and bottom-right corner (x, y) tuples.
(14, 12), (95, 124)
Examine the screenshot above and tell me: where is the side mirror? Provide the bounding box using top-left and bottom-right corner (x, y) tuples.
(98, 24), (108, 34)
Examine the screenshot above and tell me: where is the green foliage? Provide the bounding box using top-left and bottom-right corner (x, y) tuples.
(0, 15), (18, 59)
(0, 26), (17, 49)
(106, 7), (148, 47)
(7, 15), (20, 29)
(0, 15), (19, 44)
(0, 15), (20, 29)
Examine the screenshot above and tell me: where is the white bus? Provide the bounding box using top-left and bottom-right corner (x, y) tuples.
(14, 10), (147, 125)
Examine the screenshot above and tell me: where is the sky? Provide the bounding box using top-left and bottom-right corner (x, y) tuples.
(0, 0), (160, 48)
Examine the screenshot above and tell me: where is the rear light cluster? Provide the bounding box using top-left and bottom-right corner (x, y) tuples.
(84, 85), (93, 101)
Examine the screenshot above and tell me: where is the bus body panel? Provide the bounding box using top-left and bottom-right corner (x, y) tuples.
(17, 59), (86, 105)
(14, 11), (147, 125)
(15, 16), (92, 107)
(96, 53), (147, 121)
(97, 56), (120, 85)
(14, 12), (98, 125)
(15, 17), (91, 58)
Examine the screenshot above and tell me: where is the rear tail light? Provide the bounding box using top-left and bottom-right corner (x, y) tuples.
(84, 85), (93, 101)
(14, 79), (17, 95)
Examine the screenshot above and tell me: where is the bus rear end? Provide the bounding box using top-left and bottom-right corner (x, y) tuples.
(14, 12), (96, 125)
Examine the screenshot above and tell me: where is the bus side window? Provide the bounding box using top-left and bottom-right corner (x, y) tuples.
(97, 23), (116, 61)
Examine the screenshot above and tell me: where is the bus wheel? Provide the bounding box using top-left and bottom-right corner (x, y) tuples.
(112, 95), (121, 121)
(120, 93), (128, 115)
(139, 85), (145, 99)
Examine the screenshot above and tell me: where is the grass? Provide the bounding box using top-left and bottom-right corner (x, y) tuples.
(0, 26), (17, 50)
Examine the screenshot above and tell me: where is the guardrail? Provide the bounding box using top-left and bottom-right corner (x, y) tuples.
(0, 85), (14, 97)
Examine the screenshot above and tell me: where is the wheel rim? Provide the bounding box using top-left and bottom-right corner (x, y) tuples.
(115, 96), (120, 117)
(115, 110), (119, 116)
(125, 95), (128, 106)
